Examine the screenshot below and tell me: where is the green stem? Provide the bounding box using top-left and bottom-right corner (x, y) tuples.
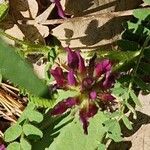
(0, 29), (52, 54)
(0, 29), (27, 45)
(129, 36), (150, 88)
(119, 36), (150, 116)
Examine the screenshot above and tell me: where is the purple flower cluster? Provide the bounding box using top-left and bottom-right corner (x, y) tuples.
(0, 144), (5, 150)
(50, 47), (116, 134)
(50, 0), (66, 18)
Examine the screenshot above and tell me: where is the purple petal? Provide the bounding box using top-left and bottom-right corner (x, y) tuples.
(82, 77), (94, 90)
(67, 70), (76, 86)
(89, 91), (97, 100)
(66, 47), (79, 69)
(87, 103), (98, 118)
(103, 71), (111, 88)
(50, 67), (65, 87)
(76, 51), (86, 73)
(50, 0), (66, 18)
(51, 101), (68, 115)
(51, 97), (77, 115)
(79, 108), (89, 134)
(65, 97), (77, 107)
(98, 93), (115, 102)
(94, 59), (111, 77)
(0, 144), (5, 150)
(79, 103), (98, 134)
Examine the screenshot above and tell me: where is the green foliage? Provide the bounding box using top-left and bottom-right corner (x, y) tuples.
(29, 96), (56, 108)
(117, 7), (150, 94)
(112, 81), (140, 129)
(4, 103), (43, 150)
(112, 82), (141, 107)
(29, 89), (79, 108)
(45, 113), (107, 150)
(97, 50), (140, 71)
(7, 142), (21, 150)
(31, 112), (122, 150)
(0, 73), (2, 83)
(4, 124), (22, 142)
(24, 109), (43, 123)
(133, 9), (150, 21)
(20, 138), (31, 150)
(103, 119), (123, 142)
(129, 89), (142, 107)
(0, 1), (9, 21)
(56, 89), (79, 103)
(0, 39), (49, 97)
(122, 114), (133, 130)
(23, 124), (43, 138)
(144, 0), (150, 4)
(97, 143), (106, 150)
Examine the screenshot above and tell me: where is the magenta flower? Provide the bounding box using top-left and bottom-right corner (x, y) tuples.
(50, 0), (66, 18)
(0, 144), (6, 150)
(50, 48), (116, 134)
(50, 67), (65, 87)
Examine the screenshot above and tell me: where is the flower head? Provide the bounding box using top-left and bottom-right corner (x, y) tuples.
(50, 48), (116, 134)
(0, 144), (6, 150)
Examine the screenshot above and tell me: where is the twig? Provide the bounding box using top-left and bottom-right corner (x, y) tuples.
(1, 83), (19, 92)
(18, 9), (134, 25)
(1, 85), (18, 97)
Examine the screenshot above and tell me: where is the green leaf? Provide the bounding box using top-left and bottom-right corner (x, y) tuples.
(0, 39), (49, 97)
(45, 113), (107, 150)
(144, 0), (150, 4)
(0, 1), (9, 21)
(18, 102), (36, 123)
(139, 62), (150, 74)
(112, 82), (129, 101)
(125, 103), (137, 119)
(134, 76), (150, 92)
(104, 119), (123, 142)
(0, 73), (2, 83)
(7, 142), (21, 150)
(23, 124), (43, 138)
(20, 137), (32, 150)
(54, 89), (79, 104)
(133, 9), (150, 20)
(129, 90), (142, 107)
(98, 50), (140, 63)
(117, 39), (139, 51)
(26, 110), (43, 123)
(98, 143), (106, 150)
(97, 50), (140, 71)
(126, 22), (150, 35)
(4, 124), (22, 142)
(122, 115), (133, 130)
(29, 96), (55, 108)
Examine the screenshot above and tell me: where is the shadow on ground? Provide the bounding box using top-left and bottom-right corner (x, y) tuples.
(107, 111), (150, 150)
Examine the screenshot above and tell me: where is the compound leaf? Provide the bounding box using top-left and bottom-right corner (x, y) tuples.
(4, 124), (22, 142)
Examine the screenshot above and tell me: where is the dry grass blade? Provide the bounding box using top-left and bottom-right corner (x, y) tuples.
(0, 82), (26, 123)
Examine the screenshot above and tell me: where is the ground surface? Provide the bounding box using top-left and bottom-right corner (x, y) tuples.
(108, 94), (150, 150)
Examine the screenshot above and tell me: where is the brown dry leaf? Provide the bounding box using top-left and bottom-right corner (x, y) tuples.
(0, 0), (49, 45)
(65, 0), (142, 16)
(52, 13), (126, 51)
(20, 0), (38, 19)
(52, 0), (142, 51)
(35, 4), (55, 24)
(4, 24), (24, 45)
(35, 24), (49, 38)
